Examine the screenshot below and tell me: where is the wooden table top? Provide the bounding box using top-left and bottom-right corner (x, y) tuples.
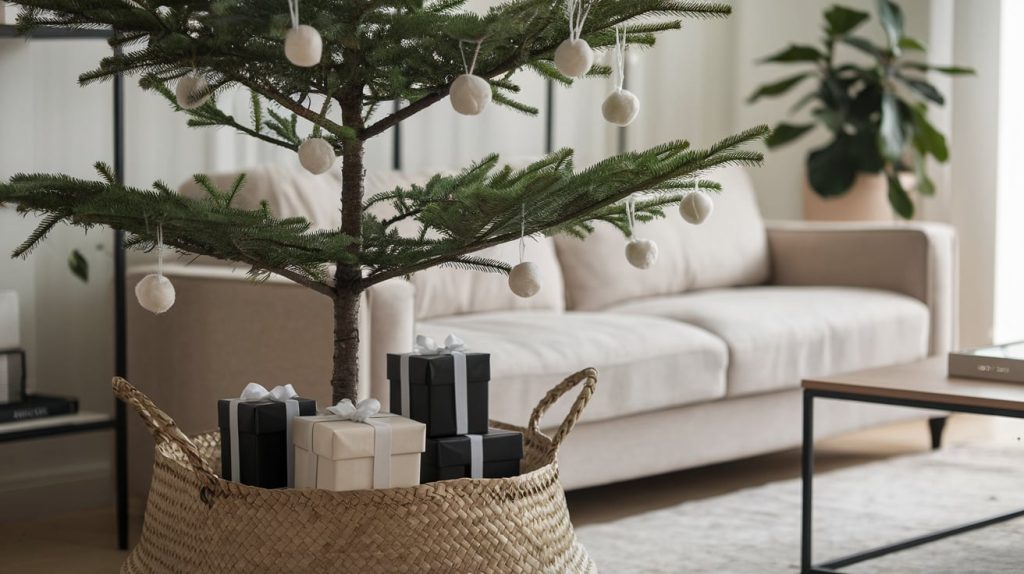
(802, 357), (1024, 413)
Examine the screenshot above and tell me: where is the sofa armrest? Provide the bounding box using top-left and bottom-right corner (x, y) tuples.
(365, 278), (415, 410)
(766, 221), (958, 355)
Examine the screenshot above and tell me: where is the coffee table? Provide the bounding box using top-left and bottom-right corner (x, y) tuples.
(800, 357), (1024, 573)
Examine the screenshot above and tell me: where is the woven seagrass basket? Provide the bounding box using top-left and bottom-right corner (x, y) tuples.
(114, 368), (598, 573)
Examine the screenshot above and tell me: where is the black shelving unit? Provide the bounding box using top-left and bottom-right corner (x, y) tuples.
(0, 23), (129, 551)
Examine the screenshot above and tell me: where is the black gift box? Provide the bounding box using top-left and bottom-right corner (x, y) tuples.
(387, 352), (490, 438)
(420, 428), (523, 483)
(217, 397), (316, 488)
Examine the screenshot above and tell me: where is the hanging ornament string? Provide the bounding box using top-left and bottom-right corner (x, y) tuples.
(566, 0), (594, 42)
(156, 224), (164, 277)
(459, 39), (484, 76)
(287, 0), (300, 29)
(613, 25), (627, 92)
(519, 204), (527, 263)
(625, 194), (637, 238)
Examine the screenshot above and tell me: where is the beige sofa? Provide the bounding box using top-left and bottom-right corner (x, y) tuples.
(126, 165), (956, 494)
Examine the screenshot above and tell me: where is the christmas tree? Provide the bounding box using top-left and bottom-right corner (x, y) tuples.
(0, 0), (768, 403)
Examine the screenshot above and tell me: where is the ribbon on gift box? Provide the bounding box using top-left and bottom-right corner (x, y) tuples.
(227, 383), (301, 487)
(467, 434), (484, 479)
(306, 398), (393, 489)
(398, 334), (469, 434)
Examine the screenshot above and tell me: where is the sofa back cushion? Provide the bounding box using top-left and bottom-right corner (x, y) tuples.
(180, 165), (564, 319)
(554, 166), (770, 310)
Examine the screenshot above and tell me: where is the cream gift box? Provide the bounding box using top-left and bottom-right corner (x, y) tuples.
(293, 413), (426, 491)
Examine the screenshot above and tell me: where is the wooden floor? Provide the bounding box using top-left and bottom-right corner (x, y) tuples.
(3, 414), (1022, 572)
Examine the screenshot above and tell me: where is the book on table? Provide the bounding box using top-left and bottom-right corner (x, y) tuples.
(0, 394), (79, 424)
(949, 341), (1024, 383)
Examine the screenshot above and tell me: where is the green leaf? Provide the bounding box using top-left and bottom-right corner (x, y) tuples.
(840, 36), (884, 59)
(909, 105), (949, 162)
(812, 108), (843, 132)
(790, 91), (819, 113)
(747, 73), (810, 103)
(849, 128), (885, 173)
(825, 5), (870, 37)
(878, 91), (906, 161)
(766, 123), (815, 148)
(897, 75), (945, 105)
(887, 170), (915, 219)
(901, 62), (975, 75)
(898, 37), (926, 51)
(877, 0), (905, 52)
(807, 136), (857, 198)
(68, 249), (89, 283)
(760, 45), (824, 63)
(914, 152), (936, 196)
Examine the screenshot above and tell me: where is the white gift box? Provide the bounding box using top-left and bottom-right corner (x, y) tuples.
(0, 291), (19, 350)
(293, 413), (425, 491)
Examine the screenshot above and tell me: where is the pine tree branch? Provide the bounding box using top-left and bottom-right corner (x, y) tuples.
(361, 125), (768, 287)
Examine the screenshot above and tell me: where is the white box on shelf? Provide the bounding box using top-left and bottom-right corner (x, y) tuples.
(0, 291), (19, 350)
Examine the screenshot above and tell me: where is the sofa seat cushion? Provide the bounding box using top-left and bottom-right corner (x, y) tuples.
(416, 311), (728, 427)
(608, 286), (930, 397)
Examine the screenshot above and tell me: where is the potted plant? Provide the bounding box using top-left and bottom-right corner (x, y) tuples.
(748, 0), (972, 220)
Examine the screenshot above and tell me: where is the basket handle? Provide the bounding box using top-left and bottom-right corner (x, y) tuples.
(112, 377), (220, 492)
(527, 367), (598, 453)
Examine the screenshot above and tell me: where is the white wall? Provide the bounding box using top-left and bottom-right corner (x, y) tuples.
(994, 1), (1024, 344)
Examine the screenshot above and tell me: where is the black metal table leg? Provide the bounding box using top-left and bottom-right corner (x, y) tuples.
(801, 390), (814, 573)
(928, 416), (948, 450)
(802, 389), (1024, 572)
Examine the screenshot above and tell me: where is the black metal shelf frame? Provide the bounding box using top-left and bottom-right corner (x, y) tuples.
(0, 23), (129, 551)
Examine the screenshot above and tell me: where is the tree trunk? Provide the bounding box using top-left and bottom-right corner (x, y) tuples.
(331, 93), (366, 404)
(331, 288), (361, 404)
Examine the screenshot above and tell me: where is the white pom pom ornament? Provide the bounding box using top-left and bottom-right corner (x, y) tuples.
(135, 273), (176, 315)
(625, 238), (658, 269)
(136, 226), (175, 314)
(557, 0), (596, 77)
(285, 25), (323, 67)
(602, 89), (640, 127)
(554, 38), (594, 78)
(175, 75), (211, 109)
(450, 74), (492, 116)
(680, 191), (714, 225)
(508, 261), (541, 298)
(298, 137), (336, 174)
(603, 27), (639, 127)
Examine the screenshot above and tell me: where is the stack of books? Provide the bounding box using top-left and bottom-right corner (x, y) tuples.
(949, 341), (1024, 383)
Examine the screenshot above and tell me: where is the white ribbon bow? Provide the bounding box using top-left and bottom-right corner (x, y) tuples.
(327, 398), (381, 423)
(399, 334), (471, 435)
(239, 382), (298, 402)
(229, 382), (301, 487)
(307, 397), (392, 489)
(415, 334), (466, 354)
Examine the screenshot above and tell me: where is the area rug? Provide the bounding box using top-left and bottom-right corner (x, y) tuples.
(575, 447), (1024, 573)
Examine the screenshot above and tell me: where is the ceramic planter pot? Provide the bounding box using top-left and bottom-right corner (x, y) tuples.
(803, 171), (916, 222)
